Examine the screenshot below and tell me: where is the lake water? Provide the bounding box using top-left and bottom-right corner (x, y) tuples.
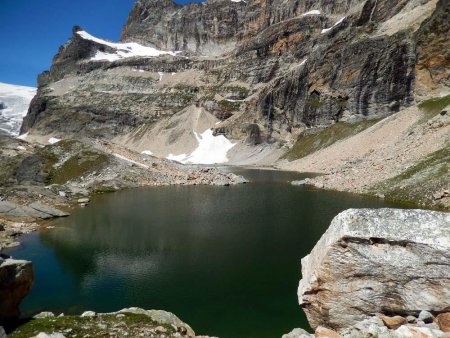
(6, 168), (401, 337)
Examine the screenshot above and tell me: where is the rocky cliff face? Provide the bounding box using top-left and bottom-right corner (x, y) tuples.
(20, 0), (447, 161)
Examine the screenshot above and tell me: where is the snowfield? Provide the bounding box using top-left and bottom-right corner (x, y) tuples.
(77, 30), (179, 62)
(166, 129), (236, 164)
(0, 82), (36, 136)
(321, 17), (346, 34)
(302, 10), (321, 16)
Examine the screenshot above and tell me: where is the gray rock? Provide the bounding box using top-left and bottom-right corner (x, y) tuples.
(80, 311), (96, 317)
(29, 202), (69, 217)
(0, 326), (6, 338)
(0, 200), (50, 219)
(0, 258), (34, 321)
(281, 328), (313, 338)
(77, 198), (90, 204)
(34, 312), (55, 319)
(291, 180), (308, 186)
(34, 333), (66, 338)
(418, 310), (434, 324)
(298, 208), (450, 331)
(116, 307), (195, 336)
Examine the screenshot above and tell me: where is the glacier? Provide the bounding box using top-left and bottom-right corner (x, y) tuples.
(0, 82), (36, 136)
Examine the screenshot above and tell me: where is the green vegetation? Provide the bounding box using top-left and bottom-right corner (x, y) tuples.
(222, 85), (250, 97)
(373, 147), (450, 210)
(284, 120), (378, 161)
(50, 151), (109, 184)
(418, 94), (450, 116)
(218, 99), (241, 112)
(9, 313), (181, 338)
(37, 140), (109, 185)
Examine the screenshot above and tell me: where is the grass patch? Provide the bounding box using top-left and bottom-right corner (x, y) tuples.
(284, 120), (378, 161)
(50, 151), (109, 184)
(418, 94), (450, 117)
(218, 99), (241, 112)
(9, 313), (178, 338)
(373, 146), (450, 210)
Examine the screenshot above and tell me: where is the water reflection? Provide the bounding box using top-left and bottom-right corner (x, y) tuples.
(8, 169), (399, 338)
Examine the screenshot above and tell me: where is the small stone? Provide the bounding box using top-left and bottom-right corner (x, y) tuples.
(315, 326), (341, 337)
(291, 180), (308, 186)
(0, 326), (6, 338)
(314, 182), (324, 189)
(81, 311), (96, 317)
(378, 314), (407, 329)
(418, 310), (434, 323)
(116, 314), (125, 318)
(437, 313), (450, 332)
(77, 198), (90, 204)
(155, 326), (167, 333)
(58, 191), (66, 197)
(406, 315), (416, 323)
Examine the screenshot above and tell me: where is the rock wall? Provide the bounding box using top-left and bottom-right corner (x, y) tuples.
(20, 0), (446, 148)
(298, 208), (450, 331)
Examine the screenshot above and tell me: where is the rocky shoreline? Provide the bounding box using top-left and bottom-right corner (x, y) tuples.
(0, 135), (246, 250)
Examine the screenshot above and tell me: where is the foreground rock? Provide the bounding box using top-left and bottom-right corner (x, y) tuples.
(284, 313), (450, 337)
(10, 307), (216, 338)
(0, 201), (69, 221)
(0, 256), (34, 322)
(298, 208), (450, 331)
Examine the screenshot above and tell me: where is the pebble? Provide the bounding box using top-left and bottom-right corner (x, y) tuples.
(418, 310), (434, 323)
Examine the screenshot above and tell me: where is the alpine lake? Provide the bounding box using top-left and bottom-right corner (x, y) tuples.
(6, 167), (404, 338)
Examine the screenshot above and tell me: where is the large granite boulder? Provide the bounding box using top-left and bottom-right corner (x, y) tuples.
(298, 208), (450, 331)
(0, 257), (34, 322)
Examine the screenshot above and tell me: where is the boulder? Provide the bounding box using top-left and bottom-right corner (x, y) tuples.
(0, 257), (34, 321)
(28, 203), (69, 217)
(437, 313), (450, 332)
(298, 208), (450, 331)
(377, 314), (407, 330)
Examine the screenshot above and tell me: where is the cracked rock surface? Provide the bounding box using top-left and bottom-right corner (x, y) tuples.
(298, 208), (450, 331)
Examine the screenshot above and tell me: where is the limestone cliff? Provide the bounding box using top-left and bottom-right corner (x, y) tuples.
(20, 0), (447, 156)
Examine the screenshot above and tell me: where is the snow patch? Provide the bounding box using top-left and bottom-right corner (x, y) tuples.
(17, 132), (29, 140)
(113, 153), (149, 169)
(166, 129), (235, 165)
(48, 137), (61, 144)
(231, 0), (246, 3)
(77, 30), (179, 62)
(302, 10), (321, 16)
(141, 150), (153, 156)
(321, 17), (346, 34)
(166, 153), (188, 162)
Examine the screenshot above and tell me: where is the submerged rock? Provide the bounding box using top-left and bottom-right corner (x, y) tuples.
(0, 257), (34, 322)
(298, 208), (450, 331)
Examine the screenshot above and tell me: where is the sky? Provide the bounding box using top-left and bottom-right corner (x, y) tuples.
(0, 0), (201, 87)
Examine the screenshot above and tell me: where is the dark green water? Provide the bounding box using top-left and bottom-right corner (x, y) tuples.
(6, 168), (401, 337)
